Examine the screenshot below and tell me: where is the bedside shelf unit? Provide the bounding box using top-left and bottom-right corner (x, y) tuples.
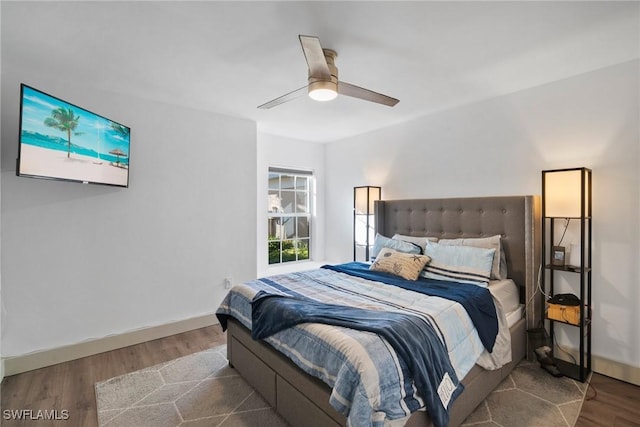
(541, 168), (592, 382)
(544, 264), (591, 274)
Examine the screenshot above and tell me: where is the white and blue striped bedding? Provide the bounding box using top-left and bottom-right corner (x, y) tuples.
(216, 266), (511, 427)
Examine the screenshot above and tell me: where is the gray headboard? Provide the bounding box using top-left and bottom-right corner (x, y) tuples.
(375, 196), (541, 335)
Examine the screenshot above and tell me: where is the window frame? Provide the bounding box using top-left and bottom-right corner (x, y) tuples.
(268, 167), (313, 265)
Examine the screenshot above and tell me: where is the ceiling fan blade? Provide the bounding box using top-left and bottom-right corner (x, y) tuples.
(299, 35), (331, 79)
(257, 86), (308, 109)
(338, 81), (399, 107)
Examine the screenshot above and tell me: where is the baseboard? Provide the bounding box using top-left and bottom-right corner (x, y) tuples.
(5, 316), (638, 387)
(555, 348), (640, 386)
(2, 313), (219, 377)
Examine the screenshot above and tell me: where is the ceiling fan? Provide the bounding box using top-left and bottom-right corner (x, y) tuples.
(257, 35), (399, 109)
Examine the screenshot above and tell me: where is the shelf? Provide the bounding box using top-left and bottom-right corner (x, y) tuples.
(544, 264), (591, 273)
(552, 358), (591, 382)
(545, 315), (591, 328)
(543, 216), (592, 220)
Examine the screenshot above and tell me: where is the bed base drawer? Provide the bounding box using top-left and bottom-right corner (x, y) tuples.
(229, 335), (277, 407)
(228, 320), (346, 426)
(277, 376), (342, 427)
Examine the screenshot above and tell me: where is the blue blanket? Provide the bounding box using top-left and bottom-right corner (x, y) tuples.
(322, 262), (498, 352)
(251, 290), (464, 427)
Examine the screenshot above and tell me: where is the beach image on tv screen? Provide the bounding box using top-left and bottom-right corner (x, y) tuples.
(18, 85), (130, 187)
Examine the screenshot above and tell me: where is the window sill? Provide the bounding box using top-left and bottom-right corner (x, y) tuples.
(265, 260), (326, 276)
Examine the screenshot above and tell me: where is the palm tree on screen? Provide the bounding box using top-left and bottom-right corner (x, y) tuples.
(109, 122), (130, 166)
(44, 107), (80, 158)
(110, 122), (130, 140)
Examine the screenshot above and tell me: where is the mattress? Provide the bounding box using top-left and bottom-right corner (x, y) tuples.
(488, 279), (519, 312)
(488, 279), (522, 328)
(505, 305), (525, 328)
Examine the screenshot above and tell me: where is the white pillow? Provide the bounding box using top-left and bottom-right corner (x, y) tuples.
(371, 233), (422, 258)
(438, 235), (507, 280)
(391, 234), (438, 254)
(422, 241), (495, 287)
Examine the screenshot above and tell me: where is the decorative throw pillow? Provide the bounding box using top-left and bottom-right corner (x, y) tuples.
(438, 235), (507, 280)
(422, 241), (495, 287)
(391, 234), (438, 254)
(371, 233), (422, 258)
(370, 248), (431, 281)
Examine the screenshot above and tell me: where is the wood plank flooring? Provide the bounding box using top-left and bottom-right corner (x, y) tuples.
(576, 371), (640, 427)
(1, 326), (226, 426)
(1, 325), (637, 426)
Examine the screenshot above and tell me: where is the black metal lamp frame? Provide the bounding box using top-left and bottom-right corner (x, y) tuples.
(353, 186), (381, 262)
(541, 167), (592, 382)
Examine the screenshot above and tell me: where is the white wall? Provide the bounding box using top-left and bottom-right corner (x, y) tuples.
(1, 71), (257, 357)
(325, 61), (640, 373)
(257, 133), (325, 277)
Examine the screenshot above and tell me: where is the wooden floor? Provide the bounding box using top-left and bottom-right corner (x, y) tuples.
(1, 325), (638, 427)
(0, 326), (226, 426)
(576, 371), (640, 427)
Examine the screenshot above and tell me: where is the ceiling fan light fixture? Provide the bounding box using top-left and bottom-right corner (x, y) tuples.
(308, 80), (338, 102)
(257, 36), (398, 109)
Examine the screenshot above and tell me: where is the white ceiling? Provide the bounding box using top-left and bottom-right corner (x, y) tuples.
(3, 1), (639, 142)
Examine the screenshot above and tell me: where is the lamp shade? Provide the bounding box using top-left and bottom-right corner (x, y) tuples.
(354, 186), (381, 214)
(543, 168), (588, 218)
(353, 186), (381, 262)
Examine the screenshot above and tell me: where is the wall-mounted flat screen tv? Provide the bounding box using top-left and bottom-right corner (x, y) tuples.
(17, 84), (130, 187)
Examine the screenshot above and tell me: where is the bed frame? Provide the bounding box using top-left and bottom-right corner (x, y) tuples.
(226, 196), (541, 427)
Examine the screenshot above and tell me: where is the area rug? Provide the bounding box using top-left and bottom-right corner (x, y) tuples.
(95, 345), (590, 427)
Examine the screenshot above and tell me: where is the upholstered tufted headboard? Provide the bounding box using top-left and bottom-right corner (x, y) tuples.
(374, 196), (541, 333)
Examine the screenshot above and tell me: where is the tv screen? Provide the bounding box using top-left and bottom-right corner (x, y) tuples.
(17, 84), (130, 187)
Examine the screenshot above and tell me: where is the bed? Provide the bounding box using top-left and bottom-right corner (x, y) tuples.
(217, 196), (541, 427)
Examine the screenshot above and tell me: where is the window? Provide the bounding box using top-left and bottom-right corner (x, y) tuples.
(268, 168), (312, 264)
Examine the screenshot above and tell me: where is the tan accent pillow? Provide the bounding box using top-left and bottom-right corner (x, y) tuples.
(370, 248), (431, 281)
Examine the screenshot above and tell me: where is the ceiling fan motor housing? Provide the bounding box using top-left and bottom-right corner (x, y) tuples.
(308, 49), (338, 100)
